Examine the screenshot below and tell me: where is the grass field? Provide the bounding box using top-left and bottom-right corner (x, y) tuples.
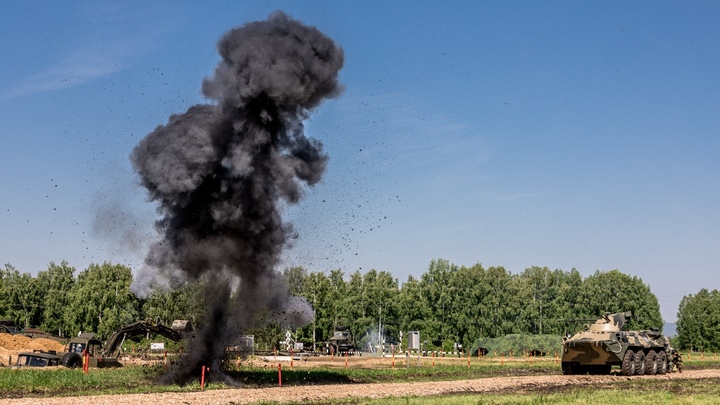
(357, 378), (720, 405)
(0, 354), (718, 401)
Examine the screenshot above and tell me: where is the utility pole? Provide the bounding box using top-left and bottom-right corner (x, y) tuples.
(312, 292), (317, 352)
(378, 304), (382, 349)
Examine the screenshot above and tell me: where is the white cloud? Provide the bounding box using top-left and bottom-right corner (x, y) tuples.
(0, 46), (127, 101)
(0, 1), (179, 101)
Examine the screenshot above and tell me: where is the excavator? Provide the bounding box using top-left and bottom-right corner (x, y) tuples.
(58, 319), (186, 368)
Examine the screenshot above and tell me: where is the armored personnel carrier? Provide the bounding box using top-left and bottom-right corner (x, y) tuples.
(561, 311), (671, 376)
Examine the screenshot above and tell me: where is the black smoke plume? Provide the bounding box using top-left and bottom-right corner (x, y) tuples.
(130, 11), (343, 384)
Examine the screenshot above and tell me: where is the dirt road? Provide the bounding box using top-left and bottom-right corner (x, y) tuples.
(5, 369), (720, 405)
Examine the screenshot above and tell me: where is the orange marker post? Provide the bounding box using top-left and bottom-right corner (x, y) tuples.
(467, 352), (470, 368)
(278, 363), (282, 387)
(392, 351), (395, 369)
(432, 352), (435, 368)
(201, 366), (206, 390)
(290, 350), (294, 370)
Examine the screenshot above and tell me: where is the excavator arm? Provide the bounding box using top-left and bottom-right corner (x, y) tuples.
(102, 320), (182, 358)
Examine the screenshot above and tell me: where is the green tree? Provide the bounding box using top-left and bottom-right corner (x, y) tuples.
(141, 280), (206, 327)
(575, 269), (662, 330)
(398, 275), (431, 337)
(0, 264), (43, 328)
(341, 270), (367, 347)
(516, 267), (583, 335)
(676, 289), (720, 351)
(419, 259), (456, 347)
(326, 269), (348, 329)
(364, 270), (400, 347)
(65, 262), (140, 338)
(283, 266), (308, 297)
(0, 264), (17, 320)
(483, 266), (514, 338)
(298, 270), (331, 349)
(37, 261), (75, 337)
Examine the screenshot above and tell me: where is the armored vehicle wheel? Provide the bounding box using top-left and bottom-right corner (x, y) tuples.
(634, 350), (646, 375)
(61, 352), (81, 369)
(657, 350), (668, 374)
(645, 350), (658, 375)
(621, 349), (636, 376)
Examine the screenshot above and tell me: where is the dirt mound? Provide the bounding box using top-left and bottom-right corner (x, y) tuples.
(1, 334), (66, 366)
(0, 334), (65, 351)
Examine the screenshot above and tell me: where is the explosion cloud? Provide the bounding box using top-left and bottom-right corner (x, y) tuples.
(130, 11), (343, 384)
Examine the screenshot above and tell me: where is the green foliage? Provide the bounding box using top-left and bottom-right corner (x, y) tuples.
(0, 264), (43, 328)
(575, 269), (663, 330)
(141, 281), (206, 327)
(0, 258), (672, 355)
(65, 262), (139, 339)
(37, 261), (75, 337)
(676, 289), (720, 351)
(356, 378), (720, 405)
(2, 363), (720, 401)
(279, 261), (667, 356)
(470, 334), (563, 356)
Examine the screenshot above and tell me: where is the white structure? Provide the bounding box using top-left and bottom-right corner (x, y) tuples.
(408, 331), (420, 350)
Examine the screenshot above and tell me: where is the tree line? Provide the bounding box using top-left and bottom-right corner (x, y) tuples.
(285, 259), (664, 352)
(0, 258), (714, 351)
(675, 288), (720, 352)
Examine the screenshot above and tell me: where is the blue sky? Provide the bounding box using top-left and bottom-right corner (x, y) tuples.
(1, 1), (718, 322)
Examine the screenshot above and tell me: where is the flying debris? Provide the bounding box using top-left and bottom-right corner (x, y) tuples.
(130, 11), (344, 385)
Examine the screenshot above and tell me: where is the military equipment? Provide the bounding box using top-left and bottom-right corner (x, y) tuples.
(0, 320), (22, 335)
(561, 311), (671, 375)
(13, 350), (62, 368)
(58, 319), (184, 369)
(328, 326), (354, 355)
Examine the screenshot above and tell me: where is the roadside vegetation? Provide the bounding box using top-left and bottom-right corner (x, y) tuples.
(1, 258), (717, 357)
(351, 377), (720, 405)
(1, 356), (719, 399)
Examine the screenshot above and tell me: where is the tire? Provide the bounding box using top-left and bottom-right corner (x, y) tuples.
(645, 350), (658, 375)
(621, 349), (635, 376)
(657, 350), (668, 375)
(61, 352), (82, 369)
(634, 350), (646, 375)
